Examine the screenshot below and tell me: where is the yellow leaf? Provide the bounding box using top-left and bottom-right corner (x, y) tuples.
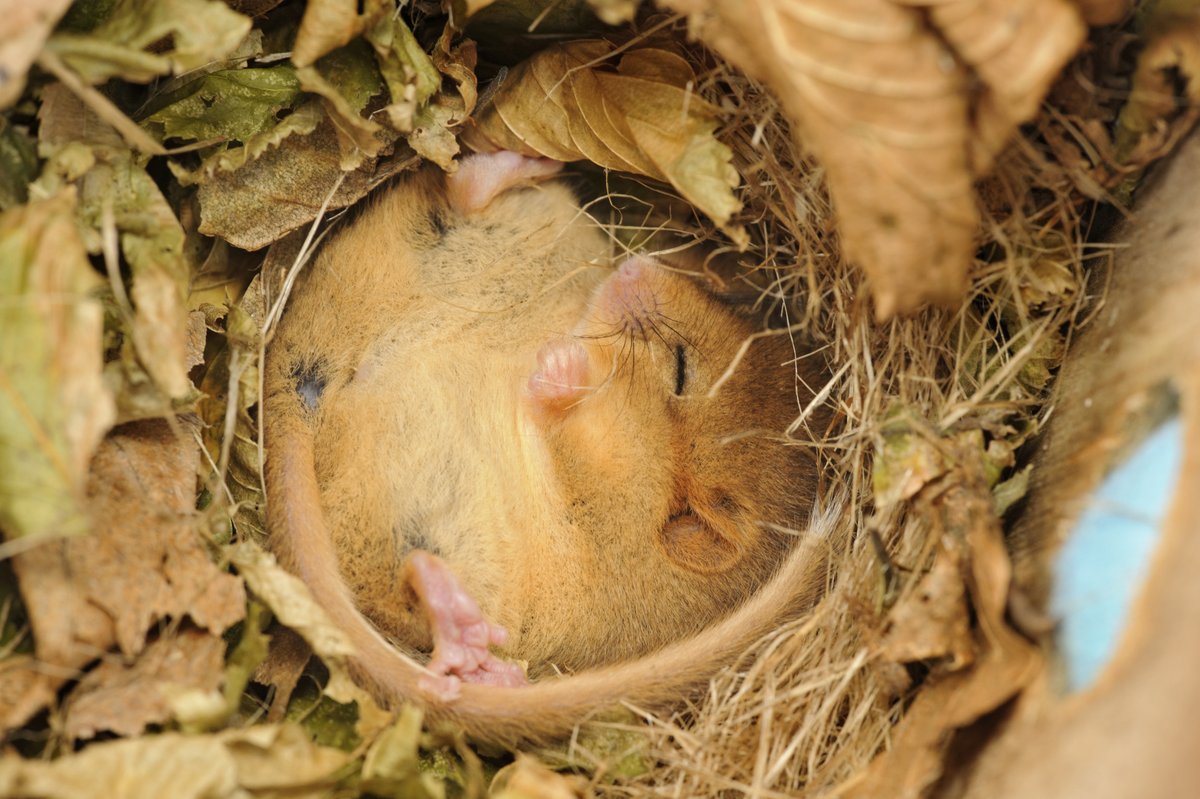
(0, 189), (113, 541)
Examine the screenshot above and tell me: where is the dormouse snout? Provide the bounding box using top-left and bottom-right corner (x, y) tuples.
(600, 255), (662, 322)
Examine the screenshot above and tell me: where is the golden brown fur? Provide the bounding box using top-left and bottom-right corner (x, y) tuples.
(263, 157), (833, 742)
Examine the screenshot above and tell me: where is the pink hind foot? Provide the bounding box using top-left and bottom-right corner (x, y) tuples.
(403, 550), (528, 700)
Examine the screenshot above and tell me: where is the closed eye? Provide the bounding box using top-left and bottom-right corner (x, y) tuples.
(673, 344), (687, 396)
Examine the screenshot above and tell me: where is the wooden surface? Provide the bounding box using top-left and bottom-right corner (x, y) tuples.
(940, 133), (1200, 798)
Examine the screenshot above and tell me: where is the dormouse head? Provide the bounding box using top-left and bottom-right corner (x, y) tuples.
(526, 255), (826, 577)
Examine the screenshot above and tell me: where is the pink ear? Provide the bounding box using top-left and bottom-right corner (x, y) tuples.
(446, 151), (564, 213)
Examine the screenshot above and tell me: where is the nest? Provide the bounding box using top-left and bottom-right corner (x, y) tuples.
(2, 0), (1186, 796)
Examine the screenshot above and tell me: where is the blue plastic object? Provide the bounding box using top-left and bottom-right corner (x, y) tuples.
(1050, 417), (1183, 692)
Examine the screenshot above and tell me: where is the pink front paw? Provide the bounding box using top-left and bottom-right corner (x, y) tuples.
(405, 551), (528, 698)
(527, 338), (592, 413)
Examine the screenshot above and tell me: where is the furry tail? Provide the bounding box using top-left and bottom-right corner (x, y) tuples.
(267, 417), (841, 744)
(444, 504), (841, 743)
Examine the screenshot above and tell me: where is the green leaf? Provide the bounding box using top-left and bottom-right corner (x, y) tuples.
(367, 15), (441, 131)
(0, 190), (114, 541)
(47, 0), (252, 85)
(143, 66), (303, 143)
(296, 38), (388, 169)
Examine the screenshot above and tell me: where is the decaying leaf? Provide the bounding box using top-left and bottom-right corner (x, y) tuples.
(0, 0), (74, 109)
(465, 40), (743, 238)
(45, 0), (251, 85)
(62, 627), (227, 740)
(0, 188), (113, 542)
(848, 435), (1041, 799)
(492, 755), (589, 799)
(660, 0), (1085, 316)
(3, 420), (245, 731)
(292, 0), (391, 68)
(143, 65), (304, 144)
(0, 724), (348, 799)
(1116, 3), (1200, 168)
(38, 84), (195, 402)
(360, 705), (445, 798)
(229, 542), (355, 666)
(196, 115), (415, 249)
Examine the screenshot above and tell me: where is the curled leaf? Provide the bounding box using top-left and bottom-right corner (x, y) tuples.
(1116, 5), (1200, 168)
(661, 0), (1084, 316)
(292, 0), (390, 68)
(465, 40), (743, 237)
(46, 0), (251, 85)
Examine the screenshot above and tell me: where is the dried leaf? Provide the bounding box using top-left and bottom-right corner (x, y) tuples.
(847, 435), (1041, 799)
(6, 420), (245, 731)
(0, 0), (74, 109)
(0, 189), (114, 542)
(196, 118), (414, 250)
(880, 536), (974, 669)
(661, 0), (1084, 316)
(368, 14), (442, 131)
(229, 542), (355, 664)
(46, 0), (251, 85)
(1116, 5), (1200, 168)
(292, 0), (390, 68)
(872, 409), (950, 509)
(0, 724), (348, 799)
(467, 40), (742, 236)
(63, 628), (226, 740)
(492, 755), (588, 799)
(38, 84), (194, 400)
(253, 624), (312, 722)
(361, 705), (446, 799)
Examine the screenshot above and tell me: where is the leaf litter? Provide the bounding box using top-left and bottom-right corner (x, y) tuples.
(0, 0), (1193, 797)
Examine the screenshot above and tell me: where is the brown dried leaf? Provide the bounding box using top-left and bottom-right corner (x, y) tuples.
(292, 0), (390, 67)
(0, 657), (60, 732)
(491, 755), (588, 799)
(7, 420), (245, 729)
(880, 536), (974, 669)
(196, 118), (415, 250)
(0, 724), (348, 799)
(253, 624), (312, 722)
(467, 40), (743, 235)
(0, 0), (74, 109)
(63, 627), (226, 740)
(846, 435), (1041, 799)
(661, 0), (1085, 317)
(1116, 8), (1200, 168)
